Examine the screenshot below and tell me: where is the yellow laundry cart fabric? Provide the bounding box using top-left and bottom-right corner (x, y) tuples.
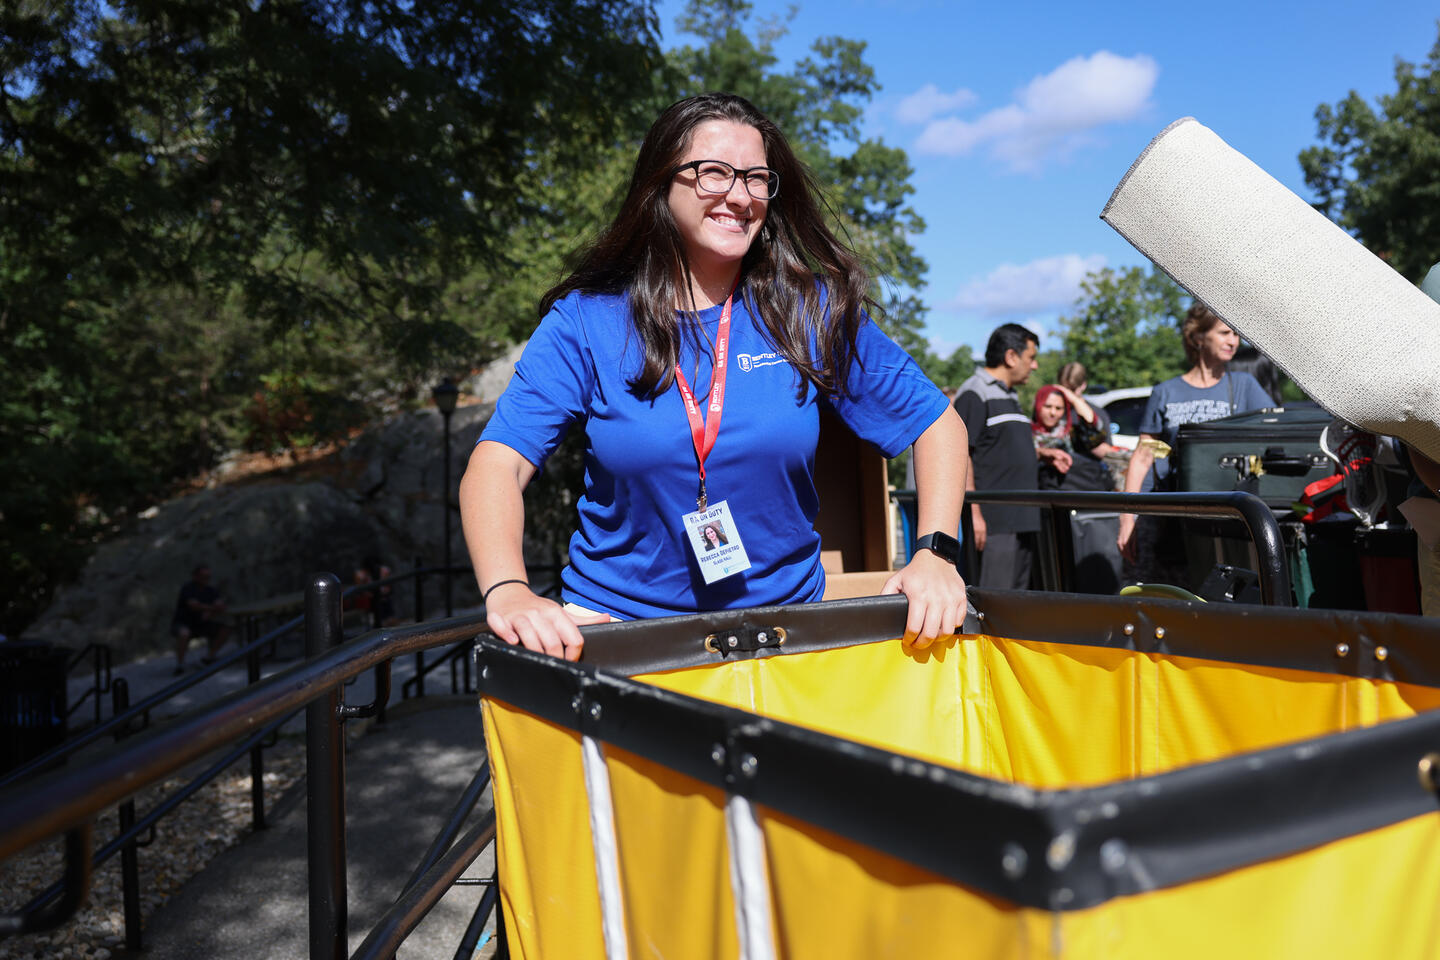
(604, 745), (740, 960)
(480, 698), (607, 960)
(639, 633), (1440, 787)
(754, 791), (1440, 959)
(477, 594), (1440, 959)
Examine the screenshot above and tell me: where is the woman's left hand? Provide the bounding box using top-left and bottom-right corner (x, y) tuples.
(882, 549), (968, 650)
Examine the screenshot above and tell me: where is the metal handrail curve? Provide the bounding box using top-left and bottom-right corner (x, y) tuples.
(960, 489), (1291, 605)
(894, 488), (1292, 606)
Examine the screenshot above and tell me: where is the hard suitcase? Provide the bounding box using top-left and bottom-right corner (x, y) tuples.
(1173, 406), (1333, 510)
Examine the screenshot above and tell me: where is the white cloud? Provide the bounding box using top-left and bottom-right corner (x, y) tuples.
(895, 83), (978, 125)
(1020, 317), (1051, 340)
(944, 253), (1107, 317)
(926, 334), (979, 362)
(914, 51), (1158, 171)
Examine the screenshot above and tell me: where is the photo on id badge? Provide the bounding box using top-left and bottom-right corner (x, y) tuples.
(684, 500), (751, 584)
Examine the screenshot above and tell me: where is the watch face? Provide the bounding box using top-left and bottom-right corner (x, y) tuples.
(918, 532), (959, 563)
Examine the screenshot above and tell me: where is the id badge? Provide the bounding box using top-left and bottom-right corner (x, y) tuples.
(682, 500), (752, 584)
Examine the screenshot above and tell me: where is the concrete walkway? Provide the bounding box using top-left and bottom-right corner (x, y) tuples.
(133, 697), (497, 960)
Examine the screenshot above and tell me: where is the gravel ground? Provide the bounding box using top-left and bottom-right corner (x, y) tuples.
(0, 737), (309, 960)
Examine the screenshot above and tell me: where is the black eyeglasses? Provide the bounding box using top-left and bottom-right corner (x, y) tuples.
(674, 160), (780, 200)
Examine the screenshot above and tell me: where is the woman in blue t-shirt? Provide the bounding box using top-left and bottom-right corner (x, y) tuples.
(459, 93), (970, 661)
(1117, 303), (1272, 573)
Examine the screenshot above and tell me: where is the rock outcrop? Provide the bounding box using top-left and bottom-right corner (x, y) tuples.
(25, 400), (497, 660)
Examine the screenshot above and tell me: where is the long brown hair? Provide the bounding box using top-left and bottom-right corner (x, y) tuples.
(540, 93), (871, 400)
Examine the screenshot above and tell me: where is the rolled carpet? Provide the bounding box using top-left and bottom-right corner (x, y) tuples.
(1101, 117), (1440, 464)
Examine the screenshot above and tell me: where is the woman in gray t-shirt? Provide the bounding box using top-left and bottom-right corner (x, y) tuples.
(1117, 304), (1272, 568)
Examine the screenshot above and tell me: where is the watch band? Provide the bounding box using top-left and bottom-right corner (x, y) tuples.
(914, 531), (961, 566)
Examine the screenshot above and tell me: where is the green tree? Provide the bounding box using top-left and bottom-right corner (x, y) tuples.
(459, 0), (933, 356)
(664, 0), (931, 352)
(0, 0), (663, 634)
(926, 345), (978, 390)
(1056, 265), (1188, 391)
(1299, 29), (1440, 282)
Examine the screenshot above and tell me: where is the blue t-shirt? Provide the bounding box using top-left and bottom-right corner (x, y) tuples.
(1139, 371), (1272, 491)
(482, 288), (949, 619)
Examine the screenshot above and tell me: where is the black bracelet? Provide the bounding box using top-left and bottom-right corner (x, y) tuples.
(482, 579), (529, 602)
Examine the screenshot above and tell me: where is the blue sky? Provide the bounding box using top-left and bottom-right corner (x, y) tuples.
(657, 0), (1438, 357)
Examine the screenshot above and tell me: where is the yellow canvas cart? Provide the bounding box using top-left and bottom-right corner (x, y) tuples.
(476, 589), (1440, 959)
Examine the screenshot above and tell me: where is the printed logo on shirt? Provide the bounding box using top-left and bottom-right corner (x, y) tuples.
(1163, 399), (1232, 427)
(736, 352), (785, 373)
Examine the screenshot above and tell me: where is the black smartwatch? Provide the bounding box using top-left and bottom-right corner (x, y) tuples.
(914, 531), (961, 566)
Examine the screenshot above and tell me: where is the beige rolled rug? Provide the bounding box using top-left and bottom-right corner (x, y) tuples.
(1101, 117), (1440, 464)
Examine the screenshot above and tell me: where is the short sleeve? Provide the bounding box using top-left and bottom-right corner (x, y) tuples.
(953, 388), (986, 450)
(823, 318), (949, 458)
(1138, 385), (1166, 436)
(1090, 404), (1112, 435)
(480, 298), (597, 468)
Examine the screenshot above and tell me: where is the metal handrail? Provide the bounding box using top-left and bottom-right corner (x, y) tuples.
(0, 601), (488, 863)
(16, 707), (298, 918)
(350, 815), (498, 960)
(400, 765), (493, 894)
(64, 643), (112, 727)
(965, 490), (1291, 605)
(0, 565), (456, 790)
(2, 571), (499, 958)
(892, 489), (1292, 606)
(0, 612), (304, 790)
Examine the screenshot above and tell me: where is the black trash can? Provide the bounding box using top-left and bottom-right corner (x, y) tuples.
(0, 640), (71, 775)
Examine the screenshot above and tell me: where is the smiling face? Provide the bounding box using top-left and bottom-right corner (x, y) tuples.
(668, 120), (768, 296)
(704, 525), (720, 544)
(1038, 393), (1065, 430)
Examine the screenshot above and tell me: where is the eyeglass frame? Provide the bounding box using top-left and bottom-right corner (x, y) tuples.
(672, 159), (781, 200)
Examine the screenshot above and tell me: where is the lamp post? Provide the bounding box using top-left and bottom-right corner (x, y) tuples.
(432, 378), (459, 617)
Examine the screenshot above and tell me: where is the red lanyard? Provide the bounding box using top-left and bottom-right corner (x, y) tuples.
(674, 289), (734, 511)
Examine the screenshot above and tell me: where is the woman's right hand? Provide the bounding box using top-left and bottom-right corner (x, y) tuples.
(484, 583), (609, 662)
(1054, 383), (1097, 424)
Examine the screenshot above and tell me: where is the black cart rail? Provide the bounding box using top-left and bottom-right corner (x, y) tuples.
(893, 489), (1292, 607)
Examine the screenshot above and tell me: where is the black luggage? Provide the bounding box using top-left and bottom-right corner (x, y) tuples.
(1173, 406), (1333, 510)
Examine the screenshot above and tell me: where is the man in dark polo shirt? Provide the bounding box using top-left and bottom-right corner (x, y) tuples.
(953, 323), (1041, 589)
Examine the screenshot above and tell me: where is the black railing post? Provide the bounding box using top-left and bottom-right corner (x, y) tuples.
(248, 647), (266, 830)
(1050, 504), (1077, 593)
(305, 572), (347, 960)
(441, 404), (455, 619)
(93, 646), (105, 726)
(113, 679), (142, 950)
(413, 557), (426, 698)
(1035, 505), (1063, 592)
(960, 503), (980, 587)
